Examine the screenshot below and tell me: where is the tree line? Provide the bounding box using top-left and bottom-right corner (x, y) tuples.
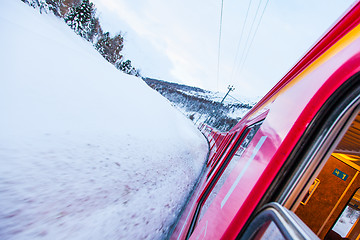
(144, 78), (254, 131)
(21, 0), (141, 77)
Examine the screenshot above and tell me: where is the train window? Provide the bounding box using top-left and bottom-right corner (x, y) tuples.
(245, 79), (360, 240)
(185, 121), (263, 239)
(328, 188), (360, 239)
(253, 221), (285, 240)
(238, 108), (360, 240)
(292, 109), (360, 239)
(240, 203), (318, 240)
(197, 121), (263, 223)
(206, 132), (238, 179)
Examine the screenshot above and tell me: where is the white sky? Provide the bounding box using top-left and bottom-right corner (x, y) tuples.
(91, 0), (356, 98)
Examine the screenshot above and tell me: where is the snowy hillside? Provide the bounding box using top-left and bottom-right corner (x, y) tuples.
(144, 78), (258, 131)
(0, 1), (208, 239)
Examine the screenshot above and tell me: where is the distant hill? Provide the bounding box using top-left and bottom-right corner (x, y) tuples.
(143, 78), (257, 131)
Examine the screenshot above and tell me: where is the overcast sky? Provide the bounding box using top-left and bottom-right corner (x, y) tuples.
(90, 0), (356, 98)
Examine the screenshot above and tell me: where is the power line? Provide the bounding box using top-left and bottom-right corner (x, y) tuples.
(237, 0), (270, 76)
(227, 94), (243, 104)
(234, 0), (263, 78)
(230, 0), (252, 82)
(216, 0), (224, 90)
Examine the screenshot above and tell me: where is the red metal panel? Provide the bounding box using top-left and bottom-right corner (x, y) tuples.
(191, 34), (360, 240)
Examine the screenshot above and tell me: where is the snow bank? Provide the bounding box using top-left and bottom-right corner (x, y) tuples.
(0, 1), (208, 239)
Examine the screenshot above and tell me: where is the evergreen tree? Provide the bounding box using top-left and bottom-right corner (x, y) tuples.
(87, 17), (102, 42)
(64, 7), (78, 30)
(95, 32), (111, 61)
(45, 0), (62, 16)
(108, 34), (124, 64)
(116, 60), (140, 76)
(77, 0), (93, 33)
(95, 32), (124, 64)
(22, 0), (140, 78)
(64, 0), (95, 41)
(60, 0), (82, 17)
(118, 60), (132, 74)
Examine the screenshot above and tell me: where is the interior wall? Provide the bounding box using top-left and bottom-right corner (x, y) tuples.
(295, 155), (360, 238)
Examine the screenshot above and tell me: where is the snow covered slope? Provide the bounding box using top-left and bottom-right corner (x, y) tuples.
(0, 1), (208, 239)
(144, 78), (257, 131)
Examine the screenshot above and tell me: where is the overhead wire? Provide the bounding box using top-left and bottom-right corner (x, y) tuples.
(216, 0), (224, 90)
(227, 94), (244, 104)
(217, 0), (269, 90)
(230, 0), (253, 82)
(234, 0), (263, 79)
(237, 0), (270, 75)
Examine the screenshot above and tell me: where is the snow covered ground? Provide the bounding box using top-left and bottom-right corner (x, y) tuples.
(0, 1), (208, 239)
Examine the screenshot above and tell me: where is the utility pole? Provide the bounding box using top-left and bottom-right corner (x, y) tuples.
(205, 85), (235, 124)
(220, 85), (235, 104)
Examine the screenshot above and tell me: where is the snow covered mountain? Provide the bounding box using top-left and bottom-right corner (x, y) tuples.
(144, 78), (259, 131)
(0, 1), (208, 239)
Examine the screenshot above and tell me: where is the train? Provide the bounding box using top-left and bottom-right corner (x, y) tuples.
(170, 2), (360, 240)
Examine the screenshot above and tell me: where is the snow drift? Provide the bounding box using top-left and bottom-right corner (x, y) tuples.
(0, 1), (208, 239)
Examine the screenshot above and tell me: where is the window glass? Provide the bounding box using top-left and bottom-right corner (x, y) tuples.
(197, 121), (263, 223)
(240, 203), (319, 240)
(207, 133), (237, 179)
(329, 188), (360, 238)
(251, 221), (286, 240)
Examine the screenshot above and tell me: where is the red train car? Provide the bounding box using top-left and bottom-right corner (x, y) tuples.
(171, 2), (360, 239)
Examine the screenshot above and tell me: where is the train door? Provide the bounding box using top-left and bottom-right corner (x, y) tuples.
(239, 79), (360, 239)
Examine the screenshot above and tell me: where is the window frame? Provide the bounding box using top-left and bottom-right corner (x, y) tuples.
(238, 73), (360, 239)
(281, 88), (360, 212)
(185, 120), (265, 239)
(239, 203), (319, 240)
